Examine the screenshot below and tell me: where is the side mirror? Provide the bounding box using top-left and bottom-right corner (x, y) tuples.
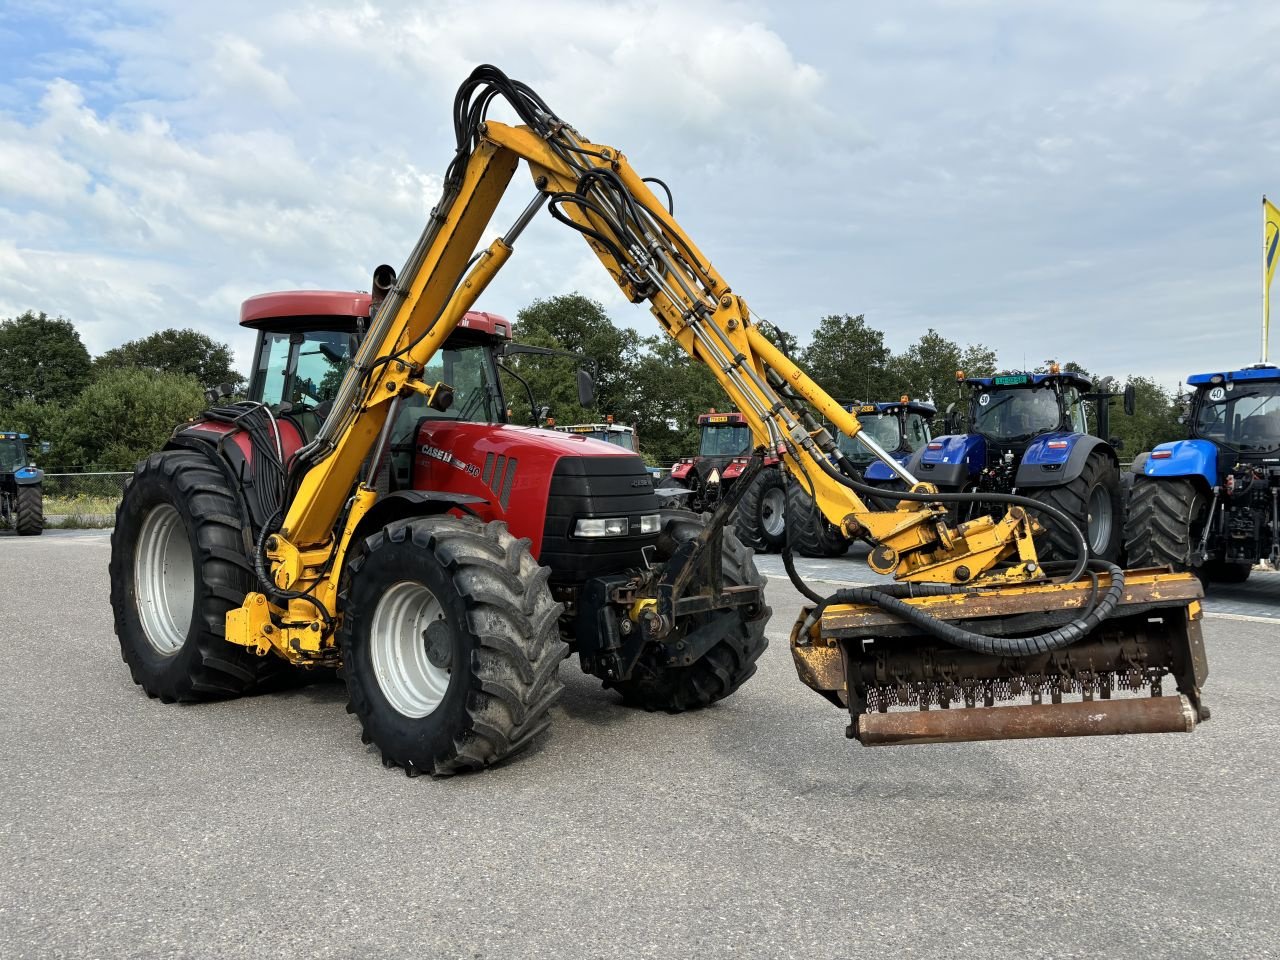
(40, 441), (51, 454)
(577, 368), (595, 408)
(1123, 383), (1136, 417)
(538, 404), (551, 423)
(1109, 436), (1125, 452)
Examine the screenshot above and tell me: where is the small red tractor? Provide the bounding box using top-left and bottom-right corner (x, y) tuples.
(664, 410), (785, 551)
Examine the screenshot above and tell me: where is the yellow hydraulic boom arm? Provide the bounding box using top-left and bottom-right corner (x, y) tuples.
(271, 72), (1039, 598)
(224, 66), (1206, 749)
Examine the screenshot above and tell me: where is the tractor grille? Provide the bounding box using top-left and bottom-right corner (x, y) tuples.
(540, 455), (661, 585)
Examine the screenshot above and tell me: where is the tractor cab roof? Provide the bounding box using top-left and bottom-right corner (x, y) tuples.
(1187, 364), (1280, 386)
(963, 371), (1093, 392)
(1, 431), (30, 440)
(697, 411), (747, 426)
(239, 290), (512, 340)
(847, 400), (937, 418)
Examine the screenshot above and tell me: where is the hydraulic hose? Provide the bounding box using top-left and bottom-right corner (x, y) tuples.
(801, 560), (1125, 658)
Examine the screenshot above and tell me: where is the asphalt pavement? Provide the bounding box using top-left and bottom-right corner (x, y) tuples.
(1, 529), (1277, 959)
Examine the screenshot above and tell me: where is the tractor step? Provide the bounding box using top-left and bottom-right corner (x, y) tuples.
(790, 568), (1208, 744)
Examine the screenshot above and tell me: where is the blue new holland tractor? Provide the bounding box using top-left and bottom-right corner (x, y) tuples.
(1124, 364), (1280, 582)
(0, 430), (44, 536)
(905, 369), (1134, 563)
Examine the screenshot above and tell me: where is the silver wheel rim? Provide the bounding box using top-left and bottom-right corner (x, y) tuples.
(761, 486), (786, 538)
(1087, 484), (1113, 555)
(370, 581), (451, 718)
(134, 503), (195, 656)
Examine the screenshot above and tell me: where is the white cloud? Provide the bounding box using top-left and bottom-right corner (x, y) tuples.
(0, 0), (1278, 392)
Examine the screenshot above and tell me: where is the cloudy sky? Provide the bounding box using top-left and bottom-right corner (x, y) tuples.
(1, 0), (1277, 387)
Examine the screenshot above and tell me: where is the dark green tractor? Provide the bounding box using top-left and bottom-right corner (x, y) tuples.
(0, 431), (44, 536)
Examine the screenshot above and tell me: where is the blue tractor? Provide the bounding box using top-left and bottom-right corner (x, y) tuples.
(905, 369), (1133, 563)
(786, 398), (936, 556)
(0, 430), (44, 536)
(1124, 364), (1280, 582)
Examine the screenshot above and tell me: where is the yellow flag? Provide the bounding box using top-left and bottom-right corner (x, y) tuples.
(1266, 197), (1280, 362)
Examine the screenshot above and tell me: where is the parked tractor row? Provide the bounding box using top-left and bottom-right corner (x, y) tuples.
(677, 363), (1277, 585)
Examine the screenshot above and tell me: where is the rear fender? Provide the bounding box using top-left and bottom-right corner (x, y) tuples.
(1014, 434), (1116, 488)
(1134, 439), (1218, 487)
(13, 465), (42, 485)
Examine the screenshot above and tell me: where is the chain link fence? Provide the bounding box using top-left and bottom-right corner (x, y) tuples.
(41, 471), (130, 528)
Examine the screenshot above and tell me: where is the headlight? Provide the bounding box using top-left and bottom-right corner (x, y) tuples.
(573, 514), (663, 538)
(574, 517), (629, 538)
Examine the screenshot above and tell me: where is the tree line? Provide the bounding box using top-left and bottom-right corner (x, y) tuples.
(0, 312), (241, 470)
(504, 294), (1185, 463)
(0, 296), (1185, 471)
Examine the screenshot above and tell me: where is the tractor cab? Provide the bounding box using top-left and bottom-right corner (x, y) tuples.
(838, 399), (935, 476)
(240, 290), (513, 489)
(962, 370), (1092, 448)
(0, 431), (31, 475)
(1187, 366), (1280, 458)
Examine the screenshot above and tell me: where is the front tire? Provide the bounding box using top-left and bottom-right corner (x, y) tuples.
(1024, 452), (1124, 563)
(339, 516), (566, 776)
(109, 450), (281, 702)
(608, 509), (770, 712)
(1123, 476), (1206, 572)
(785, 479), (851, 557)
(15, 484), (42, 535)
(734, 466), (786, 552)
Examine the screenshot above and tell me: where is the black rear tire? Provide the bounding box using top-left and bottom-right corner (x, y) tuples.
(608, 509), (770, 712)
(1123, 476), (1206, 572)
(339, 516), (566, 776)
(15, 484), (42, 535)
(785, 479), (851, 557)
(109, 450), (284, 702)
(734, 466), (786, 552)
(1023, 451), (1124, 563)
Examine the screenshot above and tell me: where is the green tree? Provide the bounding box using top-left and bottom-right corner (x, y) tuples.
(507, 293), (640, 424)
(95, 328), (244, 390)
(1100, 375), (1184, 456)
(0, 311), (93, 407)
(54, 368), (206, 470)
(891, 329), (999, 409)
(628, 335), (728, 463)
(799, 314), (903, 403)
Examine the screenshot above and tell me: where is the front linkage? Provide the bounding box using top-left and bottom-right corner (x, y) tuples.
(576, 452), (770, 684)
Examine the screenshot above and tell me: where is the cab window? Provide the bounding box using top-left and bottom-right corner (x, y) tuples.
(903, 413), (930, 451)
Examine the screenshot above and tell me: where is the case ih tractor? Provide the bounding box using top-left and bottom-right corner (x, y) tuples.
(0, 430), (43, 536)
(905, 368), (1134, 562)
(787, 399), (936, 557)
(109, 287), (768, 771)
(665, 410), (785, 552)
(1125, 363), (1280, 581)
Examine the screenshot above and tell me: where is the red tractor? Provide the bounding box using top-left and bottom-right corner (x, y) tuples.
(110, 285), (768, 757)
(665, 410), (785, 552)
